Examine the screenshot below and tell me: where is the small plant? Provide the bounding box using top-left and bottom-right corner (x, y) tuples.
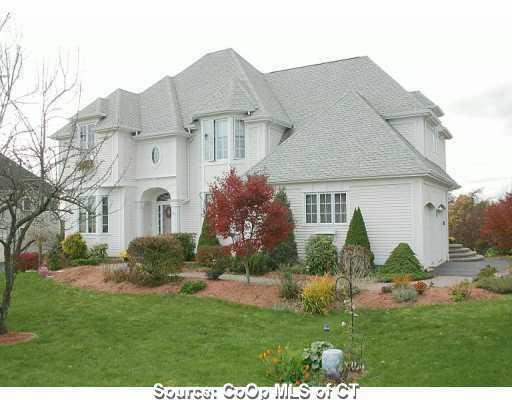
(300, 274), (335, 314)
(259, 346), (309, 384)
(302, 341), (333, 372)
(450, 281), (472, 302)
(247, 252), (270, 276)
(61, 233), (88, 260)
(392, 273), (412, 288)
(180, 280), (206, 294)
(381, 285), (392, 294)
(196, 245), (229, 280)
(474, 265), (497, 281)
(119, 249), (129, 262)
(89, 244), (108, 260)
(485, 247), (500, 257)
(476, 276), (512, 294)
(304, 235), (338, 275)
(392, 287), (418, 303)
(69, 257), (101, 266)
(47, 234), (65, 271)
(376, 243), (432, 282)
(413, 281), (428, 295)
(103, 264), (130, 283)
(279, 269), (299, 300)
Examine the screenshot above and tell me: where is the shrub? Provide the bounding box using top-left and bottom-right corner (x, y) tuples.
(450, 280), (472, 302)
(414, 281), (428, 294)
(376, 243), (432, 282)
(279, 269), (299, 300)
(339, 244), (372, 278)
(180, 280), (206, 294)
(69, 257), (101, 266)
(127, 235), (184, 286)
(266, 189), (298, 267)
(196, 245), (229, 280)
(89, 244), (108, 260)
(61, 233), (87, 260)
(259, 346), (308, 384)
(47, 234), (65, 271)
(485, 247), (500, 257)
(304, 235), (338, 275)
(392, 273), (412, 288)
(301, 274), (335, 314)
(15, 252), (39, 271)
(345, 207), (374, 264)
(103, 264), (130, 283)
(476, 276), (512, 294)
(173, 233), (196, 261)
(302, 341), (334, 372)
(197, 215), (220, 247)
(381, 285), (392, 294)
(248, 252), (271, 276)
(392, 287), (418, 303)
(474, 265), (497, 281)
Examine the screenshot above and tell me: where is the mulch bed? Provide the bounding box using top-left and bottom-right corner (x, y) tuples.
(0, 332), (37, 345)
(52, 266), (501, 310)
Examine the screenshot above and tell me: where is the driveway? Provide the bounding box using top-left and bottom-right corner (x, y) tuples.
(433, 257), (510, 277)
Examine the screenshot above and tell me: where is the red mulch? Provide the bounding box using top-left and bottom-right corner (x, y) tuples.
(52, 266), (501, 310)
(0, 332), (37, 345)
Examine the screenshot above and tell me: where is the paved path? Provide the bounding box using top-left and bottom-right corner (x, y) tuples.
(433, 257), (510, 278)
(180, 271), (470, 288)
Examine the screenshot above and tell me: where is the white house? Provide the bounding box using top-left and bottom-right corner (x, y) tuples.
(51, 49), (458, 267)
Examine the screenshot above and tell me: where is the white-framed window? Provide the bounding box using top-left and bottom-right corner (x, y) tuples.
(305, 192), (347, 224)
(151, 146), (160, 165)
(234, 119), (246, 159)
(79, 123), (95, 152)
(101, 196), (109, 233)
(203, 118), (229, 161)
(432, 129), (439, 153)
(78, 196), (97, 233)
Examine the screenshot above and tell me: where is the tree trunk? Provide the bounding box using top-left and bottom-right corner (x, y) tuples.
(0, 248), (14, 336)
(244, 262), (251, 284)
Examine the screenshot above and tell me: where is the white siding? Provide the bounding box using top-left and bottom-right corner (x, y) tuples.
(285, 178), (417, 266)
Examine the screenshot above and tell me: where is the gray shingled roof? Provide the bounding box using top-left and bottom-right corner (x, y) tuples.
(50, 49), (457, 188)
(250, 91), (458, 188)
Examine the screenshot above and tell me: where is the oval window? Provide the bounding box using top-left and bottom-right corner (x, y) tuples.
(151, 146), (160, 165)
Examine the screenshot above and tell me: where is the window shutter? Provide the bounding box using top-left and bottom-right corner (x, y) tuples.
(203, 120), (214, 161)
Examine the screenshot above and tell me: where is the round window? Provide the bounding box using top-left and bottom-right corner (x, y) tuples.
(151, 146), (160, 165)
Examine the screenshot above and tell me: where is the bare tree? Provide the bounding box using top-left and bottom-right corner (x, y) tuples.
(0, 13), (115, 335)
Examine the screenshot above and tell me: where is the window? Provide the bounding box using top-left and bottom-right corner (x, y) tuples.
(151, 146), (160, 165)
(203, 118), (229, 161)
(234, 119), (246, 159)
(214, 119), (228, 160)
(101, 196), (109, 233)
(305, 192), (347, 224)
(78, 196), (97, 233)
(79, 123), (95, 153)
(432, 130), (439, 153)
(305, 194), (318, 223)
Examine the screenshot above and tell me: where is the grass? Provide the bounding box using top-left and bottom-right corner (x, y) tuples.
(1, 273), (512, 386)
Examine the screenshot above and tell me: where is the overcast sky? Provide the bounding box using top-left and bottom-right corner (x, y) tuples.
(3, 1), (512, 199)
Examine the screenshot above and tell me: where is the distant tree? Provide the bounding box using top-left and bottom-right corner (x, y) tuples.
(481, 192), (512, 254)
(266, 189), (298, 266)
(448, 190), (488, 251)
(206, 169), (293, 283)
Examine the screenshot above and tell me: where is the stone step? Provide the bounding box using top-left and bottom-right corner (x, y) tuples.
(449, 247), (473, 254)
(449, 254), (485, 262)
(449, 243), (463, 249)
(449, 251), (478, 259)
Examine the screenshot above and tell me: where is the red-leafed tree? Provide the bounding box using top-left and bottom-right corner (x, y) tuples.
(206, 168), (293, 283)
(481, 192), (512, 254)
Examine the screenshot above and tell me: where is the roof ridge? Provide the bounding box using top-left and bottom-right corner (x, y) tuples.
(267, 56), (366, 74)
(164, 75), (183, 128)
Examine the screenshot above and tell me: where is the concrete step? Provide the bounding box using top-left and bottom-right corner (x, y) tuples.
(449, 248), (477, 257)
(449, 254), (485, 262)
(449, 243), (464, 249)
(449, 247), (474, 254)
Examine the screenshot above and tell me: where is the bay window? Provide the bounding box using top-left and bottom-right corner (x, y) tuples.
(79, 123), (95, 153)
(234, 119), (246, 159)
(101, 196), (109, 233)
(78, 195), (110, 234)
(305, 192), (347, 224)
(203, 118), (229, 161)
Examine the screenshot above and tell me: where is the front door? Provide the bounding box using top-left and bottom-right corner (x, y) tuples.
(157, 203), (172, 235)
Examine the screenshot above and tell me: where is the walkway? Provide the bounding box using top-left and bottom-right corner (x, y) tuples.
(433, 257), (510, 278)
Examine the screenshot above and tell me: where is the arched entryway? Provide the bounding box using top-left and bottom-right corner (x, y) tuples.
(139, 188), (172, 236)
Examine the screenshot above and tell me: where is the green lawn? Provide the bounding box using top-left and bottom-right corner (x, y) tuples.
(1, 273), (511, 386)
